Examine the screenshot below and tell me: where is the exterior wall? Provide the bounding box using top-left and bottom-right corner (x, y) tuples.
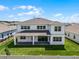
(17, 25), (22, 32)
(17, 24), (49, 32)
(17, 36), (38, 42)
(11, 30), (16, 35)
(17, 36), (32, 42)
(47, 25), (51, 33)
(66, 32), (79, 43)
(0, 34), (2, 40)
(0, 29), (16, 41)
(50, 25), (64, 35)
(17, 24), (64, 35)
(34, 36), (38, 42)
(15, 35), (64, 45)
(15, 24), (65, 45)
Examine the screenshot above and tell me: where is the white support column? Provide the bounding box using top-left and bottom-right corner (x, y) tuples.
(48, 36), (50, 42)
(32, 36), (34, 45)
(14, 36), (16, 45)
(50, 36), (52, 45)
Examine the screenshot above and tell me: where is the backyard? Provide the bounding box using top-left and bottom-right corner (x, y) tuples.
(0, 37), (79, 55)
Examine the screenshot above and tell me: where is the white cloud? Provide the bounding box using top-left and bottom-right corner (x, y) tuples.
(16, 6), (43, 16)
(54, 13), (63, 17)
(17, 10), (41, 16)
(13, 5), (43, 17)
(68, 14), (79, 23)
(17, 11), (34, 16)
(52, 13), (65, 22)
(52, 13), (79, 23)
(13, 6), (26, 10)
(0, 5), (9, 11)
(13, 5), (35, 10)
(27, 5), (35, 10)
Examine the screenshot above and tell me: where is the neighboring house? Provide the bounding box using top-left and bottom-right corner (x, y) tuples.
(0, 24), (16, 42)
(14, 18), (65, 45)
(65, 23), (79, 43)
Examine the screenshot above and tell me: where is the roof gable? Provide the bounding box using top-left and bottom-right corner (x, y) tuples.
(19, 18), (63, 25)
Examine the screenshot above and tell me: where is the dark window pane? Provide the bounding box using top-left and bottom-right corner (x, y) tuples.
(37, 26), (39, 29)
(55, 27), (57, 31)
(54, 26), (61, 31)
(20, 36), (26, 39)
(37, 26), (46, 29)
(58, 26), (61, 31)
(53, 37), (62, 41)
(21, 26), (30, 29)
(43, 26), (46, 29)
(21, 26), (23, 29)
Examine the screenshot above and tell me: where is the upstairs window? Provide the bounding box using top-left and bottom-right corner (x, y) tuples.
(43, 26), (46, 29)
(53, 37), (62, 41)
(21, 26), (30, 29)
(37, 26), (46, 29)
(54, 26), (61, 31)
(20, 36), (26, 39)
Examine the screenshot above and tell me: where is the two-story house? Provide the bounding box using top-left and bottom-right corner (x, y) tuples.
(14, 18), (65, 45)
(65, 23), (79, 43)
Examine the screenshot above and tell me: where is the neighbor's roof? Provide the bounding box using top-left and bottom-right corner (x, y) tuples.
(65, 23), (79, 34)
(0, 23), (16, 33)
(18, 18), (63, 25)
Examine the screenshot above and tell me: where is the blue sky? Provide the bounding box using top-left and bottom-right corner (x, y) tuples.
(0, 0), (79, 23)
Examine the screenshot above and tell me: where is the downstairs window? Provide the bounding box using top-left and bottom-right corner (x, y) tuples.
(53, 37), (62, 41)
(20, 36), (26, 39)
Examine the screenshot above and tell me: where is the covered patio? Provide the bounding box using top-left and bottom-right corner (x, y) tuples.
(14, 30), (52, 45)
(15, 36), (51, 45)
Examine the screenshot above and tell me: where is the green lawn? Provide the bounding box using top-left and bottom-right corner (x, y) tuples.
(1, 38), (79, 55)
(0, 37), (13, 55)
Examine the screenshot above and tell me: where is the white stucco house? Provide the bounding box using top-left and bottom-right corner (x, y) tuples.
(14, 18), (65, 45)
(0, 24), (16, 42)
(65, 23), (79, 43)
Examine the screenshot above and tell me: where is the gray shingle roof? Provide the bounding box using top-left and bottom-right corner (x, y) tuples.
(0, 23), (16, 33)
(19, 18), (63, 25)
(65, 23), (79, 34)
(18, 30), (50, 34)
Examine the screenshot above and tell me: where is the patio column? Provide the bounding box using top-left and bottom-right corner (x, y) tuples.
(50, 36), (52, 45)
(48, 36), (50, 42)
(14, 36), (16, 45)
(32, 36), (34, 45)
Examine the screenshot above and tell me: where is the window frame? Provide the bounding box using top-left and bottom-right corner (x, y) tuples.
(37, 26), (46, 29)
(53, 37), (62, 42)
(21, 26), (30, 29)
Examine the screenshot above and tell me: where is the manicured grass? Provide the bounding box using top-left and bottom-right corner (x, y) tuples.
(0, 37), (13, 55)
(1, 38), (79, 55)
